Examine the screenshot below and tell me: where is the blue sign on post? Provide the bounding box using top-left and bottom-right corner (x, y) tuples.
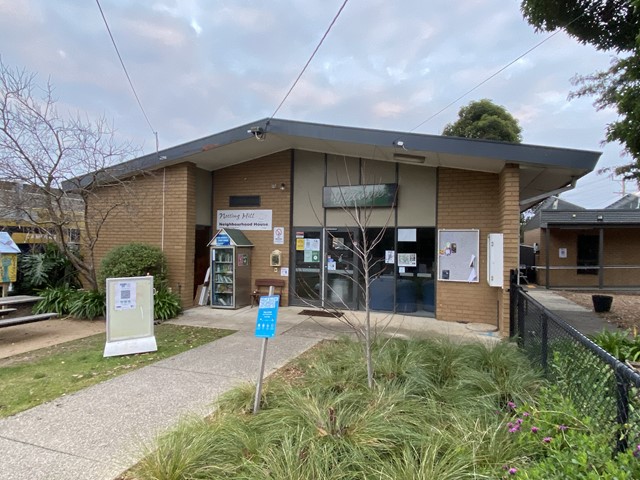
(254, 295), (280, 338)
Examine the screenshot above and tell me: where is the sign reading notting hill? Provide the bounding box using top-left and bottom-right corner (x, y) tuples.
(323, 184), (398, 208)
(217, 209), (273, 231)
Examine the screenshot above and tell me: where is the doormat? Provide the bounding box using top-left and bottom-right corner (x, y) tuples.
(299, 309), (344, 318)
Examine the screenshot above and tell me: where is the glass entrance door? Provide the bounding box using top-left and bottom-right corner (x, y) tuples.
(324, 228), (359, 309)
(291, 229), (323, 307)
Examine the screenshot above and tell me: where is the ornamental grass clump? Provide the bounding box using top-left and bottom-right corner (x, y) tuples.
(133, 337), (546, 480)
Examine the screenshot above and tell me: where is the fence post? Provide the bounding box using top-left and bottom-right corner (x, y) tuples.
(509, 270), (517, 337)
(615, 369), (630, 453)
(517, 285), (525, 349)
(541, 312), (548, 375)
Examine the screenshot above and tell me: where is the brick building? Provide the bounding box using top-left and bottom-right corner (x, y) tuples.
(524, 194), (640, 289)
(87, 119), (599, 334)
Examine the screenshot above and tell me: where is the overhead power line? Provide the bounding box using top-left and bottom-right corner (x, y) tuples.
(95, 0), (156, 137)
(409, 13), (586, 133)
(269, 0), (349, 122)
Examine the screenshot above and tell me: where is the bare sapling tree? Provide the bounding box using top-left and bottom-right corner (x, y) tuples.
(301, 159), (397, 389)
(0, 59), (138, 290)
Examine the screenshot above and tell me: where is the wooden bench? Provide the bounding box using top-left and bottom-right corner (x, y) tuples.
(0, 312), (58, 329)
(250, 278), (286, 307)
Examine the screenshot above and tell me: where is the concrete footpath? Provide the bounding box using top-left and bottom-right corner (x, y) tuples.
(525, 287), (617, 336)
(0, 306), (498, 480)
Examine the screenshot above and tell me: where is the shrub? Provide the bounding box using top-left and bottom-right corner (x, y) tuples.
(16, 243), (80, 293)
(68, 290), (106, 320)
(99, 243), (168, 290)
(154, 289), (182, 321)
(499, 389), (640, 479)
(33, 286), (77, 315)
(590, 329), (640, 362)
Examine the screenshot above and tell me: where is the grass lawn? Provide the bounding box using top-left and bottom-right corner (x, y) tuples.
(0, 324), (233, 418)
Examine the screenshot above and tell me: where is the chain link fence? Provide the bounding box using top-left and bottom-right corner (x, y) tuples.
(509, 275), (640, 453)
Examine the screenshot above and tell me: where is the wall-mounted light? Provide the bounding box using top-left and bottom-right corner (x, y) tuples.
(247, 126), (266, 141)
(596, 215), (604, 221)
(280, 183), (286, 191)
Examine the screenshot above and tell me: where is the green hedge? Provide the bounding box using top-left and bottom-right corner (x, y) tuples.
(99, 243), (168, 290)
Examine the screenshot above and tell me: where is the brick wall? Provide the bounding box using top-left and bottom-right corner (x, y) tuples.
(499, 164), (520, 333)
(436, 167), (517, 332)
(536, 227), (640, 287)
(213, 151), (292, 305)
(90, 163), (196, 306)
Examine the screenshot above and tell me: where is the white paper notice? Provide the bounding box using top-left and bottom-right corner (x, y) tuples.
(398, 228), (417, 242)
(304, 238), (320, 251)
(385, 250), (395, 264)
(115, 281), (136, 310)
(467, 268), (477, 282)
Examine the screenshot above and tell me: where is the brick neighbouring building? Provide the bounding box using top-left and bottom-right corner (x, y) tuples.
(524, 194), (640, 289)
(83, 119), (599, 335)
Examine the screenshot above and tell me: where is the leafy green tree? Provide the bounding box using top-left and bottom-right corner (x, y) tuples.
(442, 99), (523, 143)
(521, 0), (640, 52)
(520, 0), (640, 181)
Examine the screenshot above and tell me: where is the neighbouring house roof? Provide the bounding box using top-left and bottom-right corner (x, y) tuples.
(605, 192), (640, 210)
(539, 209), (640, 228)
(527, 193), (640, 229)
(67, 118), (601, 211)
(523, 196), (585, 231)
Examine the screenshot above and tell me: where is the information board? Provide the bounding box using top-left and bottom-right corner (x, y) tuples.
(255, 295), (280, 338)
(437, 229), (479, 283)
(104, 276), (156, 357)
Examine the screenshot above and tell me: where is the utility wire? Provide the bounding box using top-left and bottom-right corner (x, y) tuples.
(409, 13), (586, 133)
(95, 0), (156, 137)
(269, 0), (349, 122)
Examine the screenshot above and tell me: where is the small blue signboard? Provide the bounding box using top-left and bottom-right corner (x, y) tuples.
(255, 295), (280, 338)
(215, 234), (231, 246)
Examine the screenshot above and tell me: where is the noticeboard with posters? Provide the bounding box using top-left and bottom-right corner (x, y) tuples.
(437, 229), (479, 283)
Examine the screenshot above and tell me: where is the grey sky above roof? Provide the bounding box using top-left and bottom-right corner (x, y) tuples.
(0, 0), (632, 207)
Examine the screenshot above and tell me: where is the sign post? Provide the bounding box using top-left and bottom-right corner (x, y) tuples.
(253, 287), (279, 414)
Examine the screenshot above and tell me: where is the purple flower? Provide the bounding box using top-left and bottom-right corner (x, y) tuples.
(507, 401), (517, 410)
(522, 412), (530, 417)
(516, 418), (523, 425)
(531, 426), (539, 433)
(509, 426), (520, 433)
(543, 437), (552, 443)
(558, 424), (568, 432)
(634, 445), (640, 458)
(507, 422), (514, 428)
(508, 467), (518, 475)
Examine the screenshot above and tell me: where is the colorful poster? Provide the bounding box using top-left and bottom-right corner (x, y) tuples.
(296, 238), (305, 251)
(397, 253), (417, 267)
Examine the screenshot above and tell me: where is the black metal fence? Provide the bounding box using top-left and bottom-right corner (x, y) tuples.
(509, 272), (640, 453)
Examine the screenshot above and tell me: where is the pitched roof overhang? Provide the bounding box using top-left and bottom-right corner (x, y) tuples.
(540, 209), (640, 228)
(70, 118), (601, 212)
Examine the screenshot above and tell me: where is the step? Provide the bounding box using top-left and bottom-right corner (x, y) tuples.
(0, 312), (58, 329)
(0, 307), (18, 315)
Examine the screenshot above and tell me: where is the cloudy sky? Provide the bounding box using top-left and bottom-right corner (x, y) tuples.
(0, 0), (634, 207)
